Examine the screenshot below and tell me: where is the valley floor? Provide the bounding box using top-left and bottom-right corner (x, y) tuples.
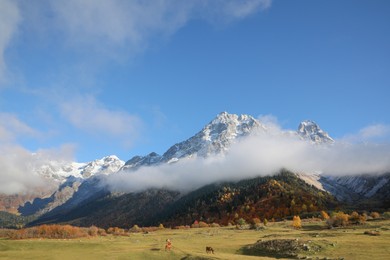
(0, 219), (389, 260)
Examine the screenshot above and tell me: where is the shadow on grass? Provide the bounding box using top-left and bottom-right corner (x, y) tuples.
(239, 246), (296, 259)
(301, 224), (327, 231)
(180, 254), (216, 260)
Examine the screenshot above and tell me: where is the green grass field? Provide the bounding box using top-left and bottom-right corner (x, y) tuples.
(0, 219), (389, 260)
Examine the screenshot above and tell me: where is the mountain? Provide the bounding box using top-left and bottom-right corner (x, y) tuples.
(122, 112), (265, 170)
(1, 111), (389, 228)
(319, 173), (390, 208)
(297, 120), (334, 144)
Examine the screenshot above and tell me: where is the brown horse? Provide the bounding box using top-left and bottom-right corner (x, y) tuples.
(206, 246), (214, 254)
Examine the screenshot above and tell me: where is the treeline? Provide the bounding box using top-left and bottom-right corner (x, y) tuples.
(323, 210), (389, 228)
(1, 211), (389, 240)
(0, 211), (36, 229)
(0, 223), (167, 240)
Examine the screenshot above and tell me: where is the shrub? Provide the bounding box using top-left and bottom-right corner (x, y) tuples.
(349, 211), (360, 224)
(359, 213), (367, 224)
(88, 226), (99, 236)
(108, 227), (126, 235)
(251, 218), (261, 225)
(210, 223), (220, 228)
(198, 221), (209, 228)
(370, 212), (380, 219)
(129, 225), (141, 233)
(173, 225), (190, 229)
(250, 218), (261, 229)
(237, 218), (247, 226)
(327, 212), (349, 228)
(8, 225), (87, 239)
(320, 211), (330, 220)
(292, 216), (301, 229)
(383, 212), (390, 219)
(97, 228), (107, 236)
(191, 220), (200, 228)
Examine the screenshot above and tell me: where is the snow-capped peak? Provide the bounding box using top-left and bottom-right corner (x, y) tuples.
(80, 155), (125, 178)
(297, 120), (334, 144)
(161, 112), (265, 160)
(35, 155), (124, 182)
(123, 112), (266, 170)
(203, 112), (264, 142)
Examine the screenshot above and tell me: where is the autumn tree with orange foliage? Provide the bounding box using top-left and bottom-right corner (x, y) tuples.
(327, 212), (349, 228)
(292, 216), (302, 229)
(320, 210), (330, 220)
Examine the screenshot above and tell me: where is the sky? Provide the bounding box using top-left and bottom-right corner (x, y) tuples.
(1, 0), (390, 163)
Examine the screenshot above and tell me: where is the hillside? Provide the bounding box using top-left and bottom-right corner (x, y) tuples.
(30, 170), (338, 228)
(160, 170), (338, 227)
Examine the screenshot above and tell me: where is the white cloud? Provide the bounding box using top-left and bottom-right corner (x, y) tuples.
(41, 0), (272, 56)
(0, 114), (75, 195)
(59, 96), (142, 146)
(0, 0), (20, 84)
(106, 124), (390, 193)
(1, 0), (272, 86)
(342, 124), (390, 143)
(0, 113), (40, 143)
(0, 144), (76, 195)
(223, 0), (272, 18)
(358, 124), (390, 139)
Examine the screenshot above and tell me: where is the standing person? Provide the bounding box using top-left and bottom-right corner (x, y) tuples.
(165, 239), (172, 251)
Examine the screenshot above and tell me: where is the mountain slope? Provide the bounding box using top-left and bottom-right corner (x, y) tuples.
(319, 173), (390, 208)
(30, 170), (338, 228)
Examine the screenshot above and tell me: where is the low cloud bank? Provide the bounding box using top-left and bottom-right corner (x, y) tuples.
(0, 113), (75, 194)
(0, 144), (75, 195)
(106, 129), (390, 193)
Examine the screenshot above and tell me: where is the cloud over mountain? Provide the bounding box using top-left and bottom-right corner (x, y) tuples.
(105, 118), (390, 193)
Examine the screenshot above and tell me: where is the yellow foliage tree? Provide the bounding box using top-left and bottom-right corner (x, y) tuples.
(292, 216), (302, 229)
(321, 210), (330, 220)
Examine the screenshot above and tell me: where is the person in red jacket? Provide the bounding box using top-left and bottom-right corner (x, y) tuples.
(165, 239), (172, 251)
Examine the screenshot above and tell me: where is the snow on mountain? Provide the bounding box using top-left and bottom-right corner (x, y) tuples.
(123, 112), (337, 171)
(123, 112), (266, 170)
(80, 155), (124, 178)
(297, 120), (334, 144)
(16, 155), (125, 216)
(161, 112), (266, 160)
(36, 155), (124, 183)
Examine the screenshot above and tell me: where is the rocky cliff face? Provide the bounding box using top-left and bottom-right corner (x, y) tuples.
(297, 120), (334, 144)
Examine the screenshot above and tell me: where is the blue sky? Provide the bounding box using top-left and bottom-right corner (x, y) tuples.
(0, 0), (389, 162)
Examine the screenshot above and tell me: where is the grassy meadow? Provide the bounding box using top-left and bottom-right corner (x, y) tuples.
(0, 219), (389, 260)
